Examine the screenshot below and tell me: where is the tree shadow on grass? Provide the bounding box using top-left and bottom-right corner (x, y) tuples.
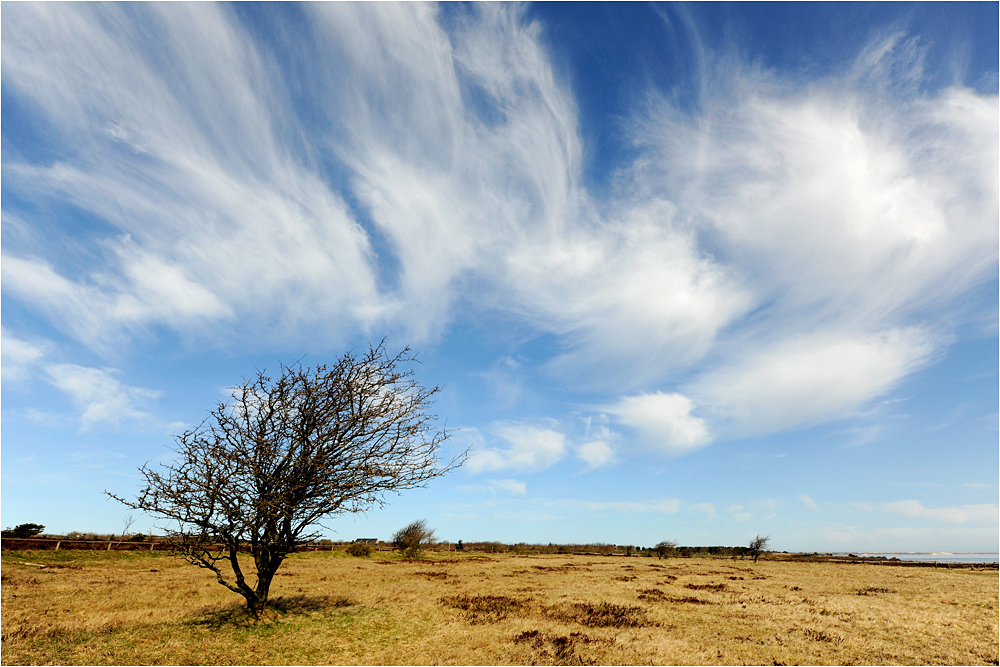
(189, 595), (352, 628)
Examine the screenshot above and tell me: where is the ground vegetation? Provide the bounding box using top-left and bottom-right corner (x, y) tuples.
(2, 549), (996, 665)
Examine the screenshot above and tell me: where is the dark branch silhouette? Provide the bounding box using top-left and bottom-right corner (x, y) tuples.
(748, 534), (770, 563)
(110, 342), (462, 617)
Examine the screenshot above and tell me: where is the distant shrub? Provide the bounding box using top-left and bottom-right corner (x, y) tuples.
(456, 539), (464, 550)
(747, 534), (770, 563)
(652, 540), (676, 559)
(392, 519), (435, 558)
(129, 534), (147, 542)
(346, 542), (372, 557)
(1, 523), (46, 538)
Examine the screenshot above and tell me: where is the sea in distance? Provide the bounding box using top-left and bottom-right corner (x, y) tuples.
(837, 552), (1000, 564)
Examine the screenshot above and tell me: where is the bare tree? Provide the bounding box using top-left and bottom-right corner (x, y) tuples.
(652, 540), (677, 559)
(392, 519), (435, 558)
(110, 343), (462, 618)
(748, 534), (770, 563)
(121, 513), (137, 538)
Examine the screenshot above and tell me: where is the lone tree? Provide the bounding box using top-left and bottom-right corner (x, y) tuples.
(748, 534), (770, 563)
(652, 540), (677, 559)
(391, 519), (436, 558)
(110, 343), (461, 618)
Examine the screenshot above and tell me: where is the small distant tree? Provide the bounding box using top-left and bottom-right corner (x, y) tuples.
(110, 343), (463, 618)
(748, 534), (770, 563)
(121, 514), (137, 538)
(652, 540), (677, 559)
(2, 523), (46, 538)
(392, 519), (435, 558)
(456, 539), (464, 551)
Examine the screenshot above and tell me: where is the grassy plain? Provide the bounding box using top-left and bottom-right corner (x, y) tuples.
(2, 549), (997, 665)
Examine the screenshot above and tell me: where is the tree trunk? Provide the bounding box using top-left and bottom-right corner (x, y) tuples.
(255, 571), (274, 611)
(245, 591), (266, 618)
(242, 562), (280, 618)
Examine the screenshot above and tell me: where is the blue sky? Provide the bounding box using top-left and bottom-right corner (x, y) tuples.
(2, 2), (997, 553)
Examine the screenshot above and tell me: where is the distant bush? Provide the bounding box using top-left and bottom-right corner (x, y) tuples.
(345, 542), (372, 557)
(748, 534), (770, 563)
(392, 519), (435, 558)
(652, 540), (677, 559)
(129, 534), (147, 542)
(1, 523), (46, 538)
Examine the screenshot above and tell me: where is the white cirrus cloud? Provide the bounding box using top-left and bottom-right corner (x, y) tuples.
(44, 364), (160, 428)
(608, 392), (711, 455)
(636, 36), (997, 335)
(580, 499), (681, 515)
(1, 6), (995, 450)
(852, 500), (999, 525)
(728, 505), (752, 522)
(489, 479), (527, 496)
(505, 201), (752, 387)
(1, 3), (382, 348)
(466, 423), (568, 474)
(691, 328), (936, 436)
(549, 498), (681, 516)
(1, 329), (48, 381)
(622, 30), (996, 442)
(800, 494), (820, 511)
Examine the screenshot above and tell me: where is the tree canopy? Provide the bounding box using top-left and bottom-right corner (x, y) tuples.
(111, 343), (461, 617)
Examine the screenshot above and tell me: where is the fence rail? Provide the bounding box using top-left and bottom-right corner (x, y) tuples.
(0, 537), (347, 552)
(2, 537), (169, 551)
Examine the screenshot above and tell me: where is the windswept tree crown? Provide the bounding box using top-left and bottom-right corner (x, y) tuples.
(111, 342), (460, 616)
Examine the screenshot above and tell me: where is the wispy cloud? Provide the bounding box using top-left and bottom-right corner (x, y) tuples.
(852, 500), (999, 525)
(2, 5), (995, 454)
(489, 479), (527, 496)
(691, 329), (936, 436)
(555, 498), (682, 516)
(627, 31), (997, 442)
(1, 328), (48, 381)
(800, 494), (820, 511)
(576, 440), (616, 471)
(574, 415), (617, 471)
(2, 3), (379, 349)
(466, 423), (568, 473)
(44, 364), (160, 429)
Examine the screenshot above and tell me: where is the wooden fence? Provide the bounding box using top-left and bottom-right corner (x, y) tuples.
(0, 538), (345, 553)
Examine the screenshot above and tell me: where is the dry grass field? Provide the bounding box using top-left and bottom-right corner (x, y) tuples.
(2, 548), (996, 665)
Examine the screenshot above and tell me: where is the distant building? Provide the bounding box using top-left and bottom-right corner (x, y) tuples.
(353, 538), (379, 544)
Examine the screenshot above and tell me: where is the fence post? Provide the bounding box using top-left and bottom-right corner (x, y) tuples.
(107, 541), (113, 551)
(55, 541), (61, 551)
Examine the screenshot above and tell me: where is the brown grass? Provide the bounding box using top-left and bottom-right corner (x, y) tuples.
(1, 549), (997, 665)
